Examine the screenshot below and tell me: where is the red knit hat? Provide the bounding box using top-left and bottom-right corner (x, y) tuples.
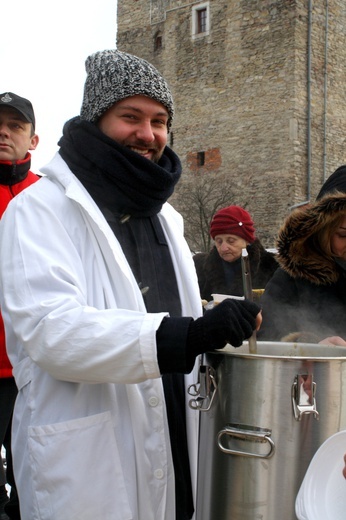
(210, 205), (256, 243)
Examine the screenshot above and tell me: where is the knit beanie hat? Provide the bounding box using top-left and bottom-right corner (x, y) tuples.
(80, 49), (174, 129)
(210, 205), (256, 243)
(316, 165), (346, 200)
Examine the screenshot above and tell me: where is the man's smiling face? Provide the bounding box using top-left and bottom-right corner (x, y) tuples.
(97, 95), (169, 163)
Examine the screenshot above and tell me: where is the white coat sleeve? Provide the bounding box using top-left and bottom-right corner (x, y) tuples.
(0, 185), (166, 384)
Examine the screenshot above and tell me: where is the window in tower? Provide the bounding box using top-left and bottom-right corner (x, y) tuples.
(197, 151), (205, 167)
(154, 31), (162, 52)
(192, 2), (210, 38)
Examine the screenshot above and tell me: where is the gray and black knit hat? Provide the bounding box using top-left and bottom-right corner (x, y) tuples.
(80, 49), (174, 129)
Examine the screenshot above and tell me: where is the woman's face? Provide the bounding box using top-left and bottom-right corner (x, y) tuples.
(331, 216), (346, 260)
(214, 234), (248, 263)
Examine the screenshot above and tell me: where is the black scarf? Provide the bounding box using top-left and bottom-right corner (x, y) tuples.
(58, 116), (182, 216)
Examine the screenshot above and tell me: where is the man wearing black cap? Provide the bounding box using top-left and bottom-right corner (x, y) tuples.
(0, 54), (260, 520)
(0, 92), (39, 520)
(0, 92), (37, 160)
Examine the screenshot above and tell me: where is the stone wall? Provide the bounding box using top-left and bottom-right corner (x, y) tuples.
(117, 0), (346, 247)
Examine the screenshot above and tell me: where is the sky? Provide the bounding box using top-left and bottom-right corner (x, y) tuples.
(1, 1), (118, 173)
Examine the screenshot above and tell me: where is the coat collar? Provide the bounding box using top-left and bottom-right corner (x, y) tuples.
(0, 153), (31, 185)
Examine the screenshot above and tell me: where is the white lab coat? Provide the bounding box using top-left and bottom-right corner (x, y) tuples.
(0, 153), (201, 520)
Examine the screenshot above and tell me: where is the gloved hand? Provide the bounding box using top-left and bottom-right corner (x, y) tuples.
(187, 298), (260, 356)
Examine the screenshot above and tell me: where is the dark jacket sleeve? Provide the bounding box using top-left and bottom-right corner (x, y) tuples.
(257, 268), (300, 341)
(156, 317), (195, 374)
(193, 252), (210, 300)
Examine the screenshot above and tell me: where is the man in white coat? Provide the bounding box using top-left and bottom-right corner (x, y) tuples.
(0, 50), (261, 520)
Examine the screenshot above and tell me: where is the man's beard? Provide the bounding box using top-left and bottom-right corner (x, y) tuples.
(121, 139), (165, 164)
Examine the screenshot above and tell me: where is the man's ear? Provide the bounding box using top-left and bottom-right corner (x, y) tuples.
(29, 134), (39, 151)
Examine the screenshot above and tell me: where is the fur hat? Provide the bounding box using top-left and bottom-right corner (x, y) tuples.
(0, 92), (35, 130)
(210, 205), (256, 243)
(80, 49), (174, 129)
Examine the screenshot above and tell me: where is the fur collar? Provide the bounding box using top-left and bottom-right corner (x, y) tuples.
(277, 192), (346, 285)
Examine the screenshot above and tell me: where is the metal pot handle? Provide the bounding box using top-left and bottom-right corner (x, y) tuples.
(291, 374), (319, 421)
(217, 425), (275, 459)
(188, 364), (217, 411)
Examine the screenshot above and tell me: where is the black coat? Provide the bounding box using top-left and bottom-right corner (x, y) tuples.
(258, 267), (346, 342)
(193, 239), (278, 302)
(259, 193), (346, 342)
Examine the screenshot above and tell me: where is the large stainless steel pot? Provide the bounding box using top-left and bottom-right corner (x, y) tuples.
(189, 341), (346, 520)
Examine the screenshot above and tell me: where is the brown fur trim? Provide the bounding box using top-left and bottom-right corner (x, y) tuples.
(277, 193), (346, 285)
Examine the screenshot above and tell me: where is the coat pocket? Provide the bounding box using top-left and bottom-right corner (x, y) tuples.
(28, 411), (132, 520)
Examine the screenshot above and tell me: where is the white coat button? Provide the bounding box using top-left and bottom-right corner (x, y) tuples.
(154, 469), (164, 479)
(148, 396), (159, 407)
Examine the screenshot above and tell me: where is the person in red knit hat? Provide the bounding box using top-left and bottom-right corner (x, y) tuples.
(194, 205), (278, 302)
(0, 92), (40, 520)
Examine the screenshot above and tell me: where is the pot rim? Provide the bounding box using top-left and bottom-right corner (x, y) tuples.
(212, 341), (346, 360)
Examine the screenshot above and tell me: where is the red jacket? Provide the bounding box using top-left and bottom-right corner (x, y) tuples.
(0, 153), (39, 378)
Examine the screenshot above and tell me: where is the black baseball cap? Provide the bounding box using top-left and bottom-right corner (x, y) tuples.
(0, 92), (35, 130)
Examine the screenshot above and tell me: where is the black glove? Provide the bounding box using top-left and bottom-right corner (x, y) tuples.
(187, 298), (260, 357)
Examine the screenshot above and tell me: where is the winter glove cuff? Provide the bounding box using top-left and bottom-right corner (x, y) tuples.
(187, 298), (260, 357)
